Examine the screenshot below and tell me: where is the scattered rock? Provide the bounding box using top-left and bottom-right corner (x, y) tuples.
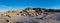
(0, 8), (58, 23)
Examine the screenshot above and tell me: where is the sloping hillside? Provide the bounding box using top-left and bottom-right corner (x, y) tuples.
(0, 8), (60, 23)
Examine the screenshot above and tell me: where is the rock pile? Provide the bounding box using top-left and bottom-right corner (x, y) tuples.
(0, 8), (49, 23)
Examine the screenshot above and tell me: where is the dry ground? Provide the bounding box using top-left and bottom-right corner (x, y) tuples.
(0, 12), (60, 23)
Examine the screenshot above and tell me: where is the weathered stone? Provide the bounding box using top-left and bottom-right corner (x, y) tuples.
(0, 8), (49, 23)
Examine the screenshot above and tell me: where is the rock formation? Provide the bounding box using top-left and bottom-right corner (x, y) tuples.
(0, 8), (60, 23)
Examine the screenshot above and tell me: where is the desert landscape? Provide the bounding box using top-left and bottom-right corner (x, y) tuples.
(0, 0), (60, 23)
(0, 8), (60, 23)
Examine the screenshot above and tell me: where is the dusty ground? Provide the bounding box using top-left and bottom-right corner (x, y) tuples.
(0, 12), (60, 23)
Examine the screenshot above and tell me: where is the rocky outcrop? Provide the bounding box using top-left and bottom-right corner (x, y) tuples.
(0, 8), (59, 23)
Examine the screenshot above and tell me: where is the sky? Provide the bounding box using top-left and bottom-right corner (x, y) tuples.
(0, 0), (60, 12)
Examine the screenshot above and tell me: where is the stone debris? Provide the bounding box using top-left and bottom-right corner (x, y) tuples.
(0, 8), (60, 23)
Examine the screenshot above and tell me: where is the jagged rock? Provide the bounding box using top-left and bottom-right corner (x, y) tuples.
(25, 8), (33, 10)
(0, 8), (55, 23)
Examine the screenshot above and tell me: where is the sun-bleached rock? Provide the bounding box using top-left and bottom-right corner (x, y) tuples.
(1, 8), (57, 23)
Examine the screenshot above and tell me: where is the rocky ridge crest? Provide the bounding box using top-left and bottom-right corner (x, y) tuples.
(0, 8), (56, 23)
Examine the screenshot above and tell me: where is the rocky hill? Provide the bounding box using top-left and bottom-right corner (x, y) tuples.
(0, 8), (60, 23)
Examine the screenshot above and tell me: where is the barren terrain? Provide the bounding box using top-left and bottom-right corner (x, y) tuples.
(0, 8), (60, 23)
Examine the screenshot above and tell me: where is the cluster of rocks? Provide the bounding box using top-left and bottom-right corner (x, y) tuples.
(5, 8), (47, 17)
(0, 8), (49, 23)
